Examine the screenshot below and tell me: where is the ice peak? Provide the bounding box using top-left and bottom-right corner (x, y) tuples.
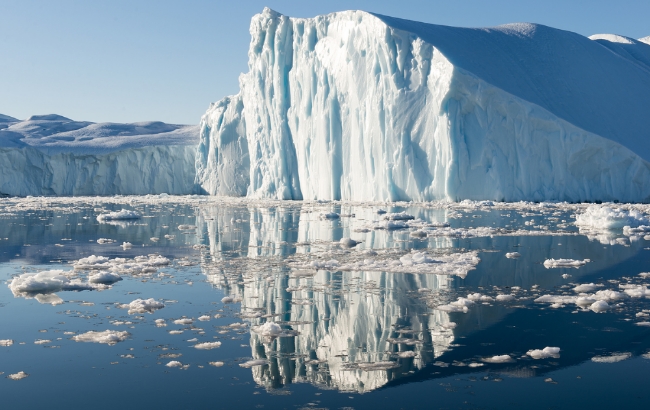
(589, 33), (636, 44)
(639, 36), (650, 45)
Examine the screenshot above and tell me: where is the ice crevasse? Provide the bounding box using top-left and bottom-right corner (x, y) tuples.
(197, 8), (650, 202)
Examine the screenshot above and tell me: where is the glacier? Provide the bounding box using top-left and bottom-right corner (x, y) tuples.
(0, 114), (199, 196)
(198, 8), (650, 202)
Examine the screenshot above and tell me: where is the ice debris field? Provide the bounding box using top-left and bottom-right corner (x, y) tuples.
(1, 196), (650, 407)
(3, 8), (650, 202)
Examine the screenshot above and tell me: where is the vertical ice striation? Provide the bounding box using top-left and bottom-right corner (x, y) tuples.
(199, 8), (650, 202)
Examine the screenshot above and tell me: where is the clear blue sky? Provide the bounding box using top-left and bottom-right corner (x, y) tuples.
(1, 0), (648, 124)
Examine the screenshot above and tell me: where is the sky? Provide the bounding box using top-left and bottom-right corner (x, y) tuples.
(1, 0), (648, 125)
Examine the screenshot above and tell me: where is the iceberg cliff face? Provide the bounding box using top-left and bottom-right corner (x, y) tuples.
(0, 115), (199, 196)
(198, 8), (650, 202)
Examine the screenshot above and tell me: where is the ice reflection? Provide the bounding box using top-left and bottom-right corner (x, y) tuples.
(196, 203), (650, 393)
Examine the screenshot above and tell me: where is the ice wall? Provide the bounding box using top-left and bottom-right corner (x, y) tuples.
(198, 9), (650, 202)
(0, 115), (199, 196)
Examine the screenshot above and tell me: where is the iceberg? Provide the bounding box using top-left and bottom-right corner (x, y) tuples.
(198, 8), (650, 202)
(0, 114), (199, 196)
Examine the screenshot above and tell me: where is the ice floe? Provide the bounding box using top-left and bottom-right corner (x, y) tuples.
(122, 298), (164, 314)
(526, 347), (561, 359)
(72, 330), (130, 345)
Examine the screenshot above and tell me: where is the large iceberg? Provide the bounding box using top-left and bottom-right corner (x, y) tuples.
(198, 8), (650, 202)
(0, 114), (199, 196)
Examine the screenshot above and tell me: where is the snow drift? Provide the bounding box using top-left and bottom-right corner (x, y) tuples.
(0, 115), (199, 196)
(198, 8), (650, 202)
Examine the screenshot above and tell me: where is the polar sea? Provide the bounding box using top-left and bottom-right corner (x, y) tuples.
(1, 196), (650, 409)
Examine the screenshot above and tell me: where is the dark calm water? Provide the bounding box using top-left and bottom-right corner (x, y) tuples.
(1, 197), (649, 409)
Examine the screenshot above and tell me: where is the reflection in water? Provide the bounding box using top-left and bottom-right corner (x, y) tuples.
(195, 203), (649, 393)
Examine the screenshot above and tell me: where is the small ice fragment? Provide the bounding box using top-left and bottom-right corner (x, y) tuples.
(496, 294), (515, 302)
(72, 330), (130, 345)
(505, 252), (521, 258)
(198, 315), (211, 321)
(358, 361), (399, 371)
(482, 355), (514, 363)
(209, 361), (224, 367)
(253, 322), (282, 337)
(543, 258), (590, 269)
(89, 272), (122, 284)
(319, 212), (340, 219)
(397, 351), (416, 358)
(590, 300), (609, 312)
(178, 225), (197, 230)
(124, 298), (164, 314)
(573, 283), (599, 293)
(173, 318), (193, 325)
(591, 353), (631, 363)
(7, 371), (28, 380)
(193, 341), (222, 350)
(0, 339), (14, 346)
(165, 361), (183, 368)
(527, 347), (560, 359)
(155, 319), (166, 327)
(122, 242), (132, 250)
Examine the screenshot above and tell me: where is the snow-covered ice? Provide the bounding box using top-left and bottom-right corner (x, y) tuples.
(72, 330), (130, 345)
(123, 298), (165, 314)
(527, 347), (560, 359)
(197, 8), (650, 202)
(0, 115), (198, 196)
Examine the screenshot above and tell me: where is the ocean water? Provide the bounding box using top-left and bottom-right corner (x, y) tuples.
(1, 196), (650, 409)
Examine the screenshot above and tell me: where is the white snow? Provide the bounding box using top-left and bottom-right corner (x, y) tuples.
(575, 206), (649, 230)
(165, 360), (184, 368)
(72, 330), (130, 344)
(88, 272), (122, 284)
(253, 322), (282, 337)
(0, 115), (198, 196)
(0, 339), (14, 346)
(505, 252), (521, 258)
(482, 355), (514, 363)
(573, 283), (600, 293)
(197, 8), (650, 202)
(527, 347), (560, 359)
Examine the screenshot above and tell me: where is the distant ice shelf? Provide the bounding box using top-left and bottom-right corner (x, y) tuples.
(197, 8), (650, 202)
(0, 115), (199, 196)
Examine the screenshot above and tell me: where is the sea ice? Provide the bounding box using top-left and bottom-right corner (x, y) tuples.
(543, 258), (590, 269)
(526, 347), (561, 359)
(123, 298), (164, 314)
(72, 330), (130, 345)
(193, 341), (222, 350)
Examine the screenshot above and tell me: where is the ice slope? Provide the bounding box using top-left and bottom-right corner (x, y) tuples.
(198, 9), (650, 202)
(0, 115), (199, 196)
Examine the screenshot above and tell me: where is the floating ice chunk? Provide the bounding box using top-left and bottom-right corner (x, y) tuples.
(543, 258), (590, 269)
(505, 252), (521, 258)
(397, 351), (416, 358)
(198, 315), (211, 321)
(97, 210), (141, 222)
(635, 322), (650, 326)
(9, 270), (96, 297)
(358, 361), (400, 371)
(34, 339), (51, 345)
(0, 339), (14, 346)
(593, 289), (626, 301)
(155, 319), (166, 327)
(372, 220), (409, 230)
(382, 212), (415, 221)
(209, 361), (224, 367)
(575, 206), (648, 229)
(72, 330), (130, 345)
(7, 371), (28, 380)
(591, 353), (631, 363)
(122, 242), (132, 250)
(482, 355), (515, 363)
(339, 237), (359, 248)
(526, 347), (561, 359)
(319, 212), (340, 219)
(165, 361), (183, 368)
(193, 341), (222, 350)
(89, 272), (122, 284)
(97, 238), (115, 244)
(124, 298), (164, 314)
(220, 295), (241, 303)
(590, 300), (609, 312)
(535, 295), (577, 304)
(410, 230), (428, 238)
(622, 285), (650, 298)
(496, 294), (515, 302)
(623, 225), (650, 236)
(573, 283), (599, 292)
(239, 360), (268, 368)
(437, 297), (475, 313)
(467, 293), (493, 302)
(173, 318), (193, 325)
(639, 272), (650, 278)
